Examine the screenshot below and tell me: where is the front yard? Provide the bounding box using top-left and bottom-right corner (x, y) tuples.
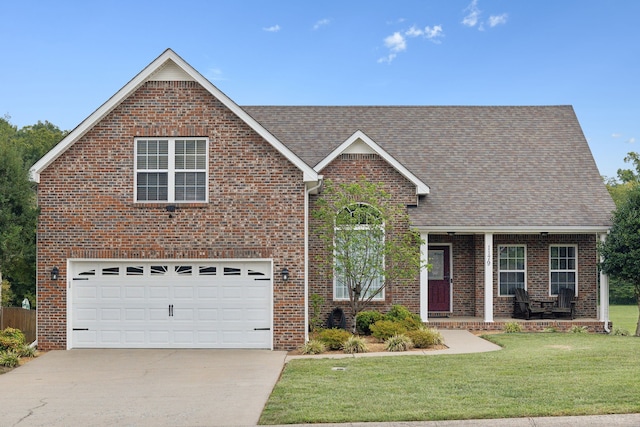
(260, 332), (640, 424)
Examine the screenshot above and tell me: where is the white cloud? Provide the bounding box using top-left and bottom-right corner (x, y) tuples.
(263, 24), (281, 33)
(612, 133), (623, 138)
(627, 137), (636, 144)
(379, 24), (444, 63)
(404, 25), (443, 43)
(462, 0), (481, 27)
(313, 19), (330, 30)
(384, 32), (407, 53)
(488, 13), (508, 27)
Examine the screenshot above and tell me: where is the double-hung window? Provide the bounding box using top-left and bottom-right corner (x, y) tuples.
(334, 204), (384, 301)
(498, 245), (526, 296)
(135, 138), (208, 202)
(550, 245), (577, 295)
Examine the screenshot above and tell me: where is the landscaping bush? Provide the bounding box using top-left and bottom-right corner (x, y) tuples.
(299, 340), (326, 355)
(503, 322), (522, 333)
(370, 320), (407, 341)
(406, 328), (444, 348)
(0, 327), (26, 352)
(318, 328), (353, 350)
(612, 327), (630, 336)
(342, 336), (368, 354)
(0, 351), (20, 368)
(356, 310), (384, 335)
(570, 326), (588, 334)
(385, 334), (413, 352)
(385, 305), (423, 330)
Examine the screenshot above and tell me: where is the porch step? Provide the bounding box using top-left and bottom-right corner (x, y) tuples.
(428, 312), (451, 319)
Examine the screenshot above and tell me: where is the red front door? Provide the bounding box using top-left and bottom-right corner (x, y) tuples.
(428, 246), (451, 312)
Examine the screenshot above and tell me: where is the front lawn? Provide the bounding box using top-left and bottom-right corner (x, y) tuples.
(610, 304), (639, 334)
(260, 333), (640, 424)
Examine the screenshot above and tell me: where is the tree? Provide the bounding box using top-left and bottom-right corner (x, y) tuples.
(603, 152), (640, 306)
(0, 136), (38, 306)
(0, 116), (64, 306)
(313, 178), (427, 332)
(599, 185), (640, 336)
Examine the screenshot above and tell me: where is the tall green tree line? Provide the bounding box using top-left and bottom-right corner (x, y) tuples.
(0, 116), (66, 306)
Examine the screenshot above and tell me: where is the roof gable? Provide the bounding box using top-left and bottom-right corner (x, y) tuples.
(30, 49), (318, 184)
(315, 130), (429, 195)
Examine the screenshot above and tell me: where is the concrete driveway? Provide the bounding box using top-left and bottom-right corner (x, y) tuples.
(0, 349), (286, 426)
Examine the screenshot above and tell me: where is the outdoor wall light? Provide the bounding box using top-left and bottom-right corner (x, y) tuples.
(540, 232), (549, 237)
(281, 267), (290, 281)
(51, 266), (59, 281)
(447, 231), (456, 236)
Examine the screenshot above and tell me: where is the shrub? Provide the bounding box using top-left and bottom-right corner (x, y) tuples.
(0, 351), (20, 368)
(543, 326), (558, 333)
(342, 336), (368, 354)
(503, 322), (522, 333)
(611, 327), (630, 336)
(16, 345), (36, 358)
(385, 334), (413, 352)
(309, 294), (325, 333)
(570, 326), (588, 334)
(384, 305), (423, 331)
(299, 340), (326, 355)
(406, 328), (444, 348)
(370, 320), (407, 341)
(318, 328), (352, 350)
(356, 310), (384, 335)
(0, 327), (26, 352)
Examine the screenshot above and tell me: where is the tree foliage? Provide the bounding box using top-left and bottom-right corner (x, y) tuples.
(599, 184), (640, 336)
(313, 178), (427, 332)
(0, 116), (65, 306)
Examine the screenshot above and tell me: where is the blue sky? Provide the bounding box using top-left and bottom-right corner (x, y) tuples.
(1, 0), (638, 179)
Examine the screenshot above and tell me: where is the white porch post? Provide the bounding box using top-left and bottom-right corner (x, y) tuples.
(420, 232), (429, 322)
(599, 234), (610, 328)
(484, 233), (494, 322)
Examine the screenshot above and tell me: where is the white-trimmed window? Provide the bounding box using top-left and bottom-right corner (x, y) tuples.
(135, 138), (208, 202)
(334, 204), (384, 301)
(550, 245), (577, 295)
(498, 245), (526, 296)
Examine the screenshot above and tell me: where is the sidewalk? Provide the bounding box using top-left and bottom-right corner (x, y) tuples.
(274, 413), (640, 426)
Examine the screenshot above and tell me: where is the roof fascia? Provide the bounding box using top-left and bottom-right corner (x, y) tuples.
(314, 130), (430, 195)
(30, 49), (319, 184)
(418, 225), (611, 234)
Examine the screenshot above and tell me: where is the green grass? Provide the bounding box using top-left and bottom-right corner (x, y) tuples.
(610, 304), (639, 334)
(260, 333), (640, 424)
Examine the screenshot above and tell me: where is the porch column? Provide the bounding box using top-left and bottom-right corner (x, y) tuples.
(420, 232), (429, 322)
(484, 233), (494, 322)
(599, 234), (610, 327)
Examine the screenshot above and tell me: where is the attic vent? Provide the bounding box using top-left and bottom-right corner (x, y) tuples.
(340, 153), (380, 161)
(148, 60), (195, 82)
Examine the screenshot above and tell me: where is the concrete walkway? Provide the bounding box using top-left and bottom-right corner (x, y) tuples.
(286, 329), (502, 362)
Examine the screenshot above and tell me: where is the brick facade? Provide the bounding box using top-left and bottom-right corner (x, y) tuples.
(308, 153), (420, 330)
(429, 234), (598, 319)
(36, 81), (307, 350)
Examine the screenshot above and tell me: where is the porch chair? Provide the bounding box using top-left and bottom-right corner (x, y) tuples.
(551, 287), (576, 319)
(513, 288), (546, 320)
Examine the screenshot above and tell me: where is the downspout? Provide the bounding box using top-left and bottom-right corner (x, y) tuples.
(304, 177), (324, 343)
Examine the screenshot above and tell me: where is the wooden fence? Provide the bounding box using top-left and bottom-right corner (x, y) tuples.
(0, 307), (36, 344)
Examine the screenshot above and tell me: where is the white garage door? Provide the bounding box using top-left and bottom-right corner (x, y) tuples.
(69, 261), (272, 349)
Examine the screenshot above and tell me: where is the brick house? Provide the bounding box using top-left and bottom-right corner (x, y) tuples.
(30, 49), (615, 351)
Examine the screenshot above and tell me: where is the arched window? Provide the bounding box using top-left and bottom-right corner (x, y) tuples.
(334, 203), (385, 301)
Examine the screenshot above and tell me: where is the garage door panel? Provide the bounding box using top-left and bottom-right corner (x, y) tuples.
(71, 261), (272, 349)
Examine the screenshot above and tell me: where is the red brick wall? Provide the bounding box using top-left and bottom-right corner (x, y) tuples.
(36, 81), (307, 350)
(430, 234), (599, 318)
(308, 153), (420, 330)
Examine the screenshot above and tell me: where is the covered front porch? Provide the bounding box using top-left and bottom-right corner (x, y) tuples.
(426, 316), (611, 334)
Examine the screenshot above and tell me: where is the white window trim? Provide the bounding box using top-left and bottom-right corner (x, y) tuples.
(333, 205), (385, 302)
(498, 244), (527, 297)
(549, 244), (578, 296)
(134, 137), (209, 203)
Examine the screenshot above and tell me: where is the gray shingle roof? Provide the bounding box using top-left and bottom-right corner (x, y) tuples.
(243, 105), (615, 230)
